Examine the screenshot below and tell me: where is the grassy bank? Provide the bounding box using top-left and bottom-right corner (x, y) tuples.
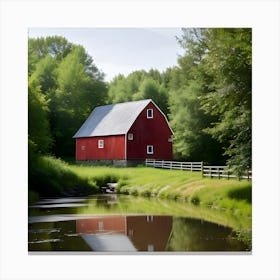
(28, 157), (252, 246)
(29, 157), (251, 223)
(29, 156), (99, 197)
(70, 164), (252, 245)
(68, 164), (252, 218)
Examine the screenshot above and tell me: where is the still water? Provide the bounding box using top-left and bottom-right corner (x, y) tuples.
(28, 194), (249, 252)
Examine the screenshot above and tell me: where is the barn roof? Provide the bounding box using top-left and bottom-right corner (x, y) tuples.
(73, 99), (154, 138)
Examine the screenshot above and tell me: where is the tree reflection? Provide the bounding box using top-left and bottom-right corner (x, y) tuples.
(168, 217), (248, 251)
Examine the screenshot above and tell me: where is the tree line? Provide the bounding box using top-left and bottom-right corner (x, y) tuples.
(28, 28), (251, 174)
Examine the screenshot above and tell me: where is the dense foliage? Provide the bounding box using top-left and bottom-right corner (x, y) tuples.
(28, 36), (107, 157)
(28, 29), (251, 195)
(169, 28), (252, 169)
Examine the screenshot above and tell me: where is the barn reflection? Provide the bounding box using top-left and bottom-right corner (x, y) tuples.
(76, 215), (173, 252)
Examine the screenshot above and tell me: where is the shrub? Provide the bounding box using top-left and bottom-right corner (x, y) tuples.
(28, 156), (96, 197)
(190, 195), (200, 205)
(228, 186), (252, 203)
(130, 188), (139, 196)
(141, 189), (152, 197)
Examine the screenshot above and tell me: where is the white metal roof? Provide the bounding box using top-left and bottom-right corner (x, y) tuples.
(81, 234), (137, 252)
(73, 99), (153, 138)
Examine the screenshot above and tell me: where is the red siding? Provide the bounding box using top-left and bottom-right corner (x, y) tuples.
(76, 135), (125, 160)
(126, 215), (173, 251)
(126, 102), (173, 160)
(76, 216), (126, 234)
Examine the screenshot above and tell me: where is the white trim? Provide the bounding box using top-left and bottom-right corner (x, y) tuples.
(98, 139), (104, 149)
(147, 145), (154, 154)
(147, 244), (154, 251)
(124, 134), (127, 159)
(147, 108), (153, 119)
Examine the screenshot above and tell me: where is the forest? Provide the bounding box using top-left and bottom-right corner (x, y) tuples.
(28, 28), (252, 193)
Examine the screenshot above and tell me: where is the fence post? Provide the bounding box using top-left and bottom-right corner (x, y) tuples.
(191, 162), (193, 172)
(218, 167), (220, 179)
(210, 167), (212, 178)
(201, 162), (204, 177)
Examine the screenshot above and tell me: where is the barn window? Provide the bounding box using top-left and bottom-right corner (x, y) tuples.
(128, 133), (133, 140)
(147, 109), (153, 119)
(98, 221), (104, 231)
(98, 139), (104, 149)
(147, 215), (154, 222)
(147, 244), (154, 251)
(81, 145), (86, 150)
(147, 145), (154, 154)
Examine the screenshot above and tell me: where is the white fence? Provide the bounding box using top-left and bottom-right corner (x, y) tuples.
(145, 159), (202, 171)
(145, 159), (252, 180)
(202, 166), (252, 180)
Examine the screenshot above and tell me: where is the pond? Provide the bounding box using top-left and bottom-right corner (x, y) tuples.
(28, 194), (250, 253)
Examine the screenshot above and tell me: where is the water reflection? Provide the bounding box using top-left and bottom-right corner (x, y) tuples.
(76, 215), (172, 251)
(28, 195), (250, 252)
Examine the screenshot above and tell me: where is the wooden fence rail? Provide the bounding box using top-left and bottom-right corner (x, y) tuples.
(145, 159), (202, 171)
(202, 166), (252, 180)
(145, 159), (252, 180)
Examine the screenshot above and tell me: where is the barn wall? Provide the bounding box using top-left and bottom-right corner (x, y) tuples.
(126, 215), (173, 251)
(76, 135), (125, 160)
(127, 102), (173, 160)
(76, 216), (126, 234)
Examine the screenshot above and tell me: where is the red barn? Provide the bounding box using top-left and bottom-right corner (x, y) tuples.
(73, 99), (173, 166)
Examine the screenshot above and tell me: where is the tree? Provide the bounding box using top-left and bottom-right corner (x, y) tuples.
(51, 45), (107, 156)
(28, 36), (107, 157)
(29, 54), (57, 94)
(133, 77), (169, 115)
(28, 80), (52, 155)
(200, 28), (252, 171)
(108, 70), (169, 115)
(169, 28), (251, 170)
(167, 29), (225, 163)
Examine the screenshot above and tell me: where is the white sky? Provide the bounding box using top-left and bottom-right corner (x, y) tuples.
(28, 28), (185, 82)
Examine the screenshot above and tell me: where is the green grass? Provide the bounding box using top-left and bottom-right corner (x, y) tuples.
(28, 157), (252, 246)
(67, 164), (252, 220)
(29, 157), (251, 225)
(29, 156), (99, 197)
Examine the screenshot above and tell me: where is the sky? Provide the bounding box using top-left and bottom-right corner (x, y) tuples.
(28, 28), (185, 82)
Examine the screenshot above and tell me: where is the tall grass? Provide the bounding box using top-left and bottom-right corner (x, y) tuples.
(29, 156), (99, 197)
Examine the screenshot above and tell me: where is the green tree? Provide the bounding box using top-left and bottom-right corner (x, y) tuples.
(108, 70), (169, 115)
(29, 54), (57, 94)
(168, 29), (224, 163)
(199, 28), (252, 172)
(52, 45), (107, 156)
(28, 80), (52, 155)
(28, 36), (107, 157)
(170, 28), (251, 169)
(133, 77), (169, 115)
